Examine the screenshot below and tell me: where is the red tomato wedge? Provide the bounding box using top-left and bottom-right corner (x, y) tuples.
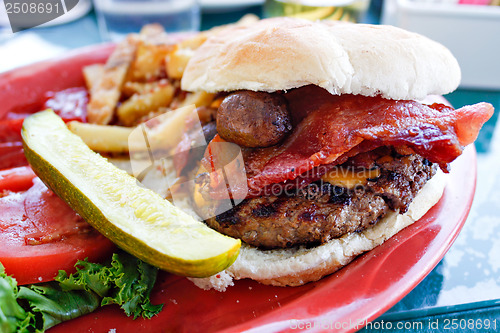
(0, 88), (88, 139)
(0, 87), (88, 170)
(0, 168), (116, 285)
(0, 142), (27, 171)
(0, 119), (30, 170)
(0, 166), (36, 192)
(0, 118), (25, 142)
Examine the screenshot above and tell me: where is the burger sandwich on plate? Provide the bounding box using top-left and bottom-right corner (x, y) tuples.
(174, 17), (494, 290)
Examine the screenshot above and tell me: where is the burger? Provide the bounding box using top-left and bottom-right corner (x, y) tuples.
(173, 18), (493, 290)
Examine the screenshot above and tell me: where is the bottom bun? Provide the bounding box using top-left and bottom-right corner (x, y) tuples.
(189, 170), (447, 291)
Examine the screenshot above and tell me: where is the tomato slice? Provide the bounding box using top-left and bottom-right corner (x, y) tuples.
(0, 142), (27, 171)
(0, 118), (24, 142)
(0, 166), (36, 192)
(0, 87), (89, 171)
(0, 88), (87, 140)
(0, 170), (116, 285)
(0, 119), (28, 170)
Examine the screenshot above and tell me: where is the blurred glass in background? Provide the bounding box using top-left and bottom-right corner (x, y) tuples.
(93, 0), (200, 41)
(264, 0), (370, 22)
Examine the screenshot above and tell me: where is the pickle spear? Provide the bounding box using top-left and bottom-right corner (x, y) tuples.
(22, 110), (240, 277)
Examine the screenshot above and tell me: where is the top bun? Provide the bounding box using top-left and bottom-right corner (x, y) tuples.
(181, 18), (461, 100)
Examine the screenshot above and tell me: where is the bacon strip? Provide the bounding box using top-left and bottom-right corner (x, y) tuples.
(204, 86), (493, 197)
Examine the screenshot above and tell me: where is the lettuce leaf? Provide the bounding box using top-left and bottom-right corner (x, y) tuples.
(0, 252), (163, 333)
(57, 252), (163, 319)
(0, 263), (30, 333)
(17, 284), (100, 331)
(101, 252), (162, 319)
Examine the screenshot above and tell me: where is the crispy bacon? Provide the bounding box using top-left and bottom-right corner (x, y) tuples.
(203, 85), (493, 198)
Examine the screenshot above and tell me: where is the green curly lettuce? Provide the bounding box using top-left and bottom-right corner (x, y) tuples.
(0, 262), (32, 333)
(0, 252), (163, 333)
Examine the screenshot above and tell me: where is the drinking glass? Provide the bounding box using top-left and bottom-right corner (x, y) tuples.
(93, 0), (200, 41)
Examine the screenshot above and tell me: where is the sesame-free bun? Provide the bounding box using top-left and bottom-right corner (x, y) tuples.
(189, 170), (446, 290)
(181, 18), (461, 100)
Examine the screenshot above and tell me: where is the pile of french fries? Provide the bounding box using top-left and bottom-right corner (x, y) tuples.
(87, 24), (217, 127)
(69, 24), (221, 154)
(68, 15), (258, 164)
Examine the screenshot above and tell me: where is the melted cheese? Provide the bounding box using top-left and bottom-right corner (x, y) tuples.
(321, 167), (380, 189)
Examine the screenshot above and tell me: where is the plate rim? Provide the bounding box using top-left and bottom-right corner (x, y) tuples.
(0, 44), (477, 333)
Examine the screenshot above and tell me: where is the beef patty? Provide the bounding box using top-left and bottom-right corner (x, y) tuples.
(200, 149), (437, 249)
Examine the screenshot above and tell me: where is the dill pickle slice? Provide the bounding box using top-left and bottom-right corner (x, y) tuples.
(22, 110), (240, 277)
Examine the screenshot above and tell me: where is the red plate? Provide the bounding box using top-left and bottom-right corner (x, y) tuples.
(0, 45), (476, 333)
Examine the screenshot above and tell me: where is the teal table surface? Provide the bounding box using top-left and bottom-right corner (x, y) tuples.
(1, 3), (500, 332)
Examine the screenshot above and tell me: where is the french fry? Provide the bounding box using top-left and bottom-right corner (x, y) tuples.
(177, 33), (209, 50)
(87, 35), (138, 125)
(68, 103), (192, 154)
(117, 83), (175, 126)
(179, 91), (216, 108)
(83, 64), (105, 91)
(128, 24), (174, 81)
(166, 48), (195, 79)
(122, 79), (168, 97)
(165, 30), (211, 80)
(131, 43), (172, 81)
(128, 104), (197, 153)
(67, 121), (133, 153)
